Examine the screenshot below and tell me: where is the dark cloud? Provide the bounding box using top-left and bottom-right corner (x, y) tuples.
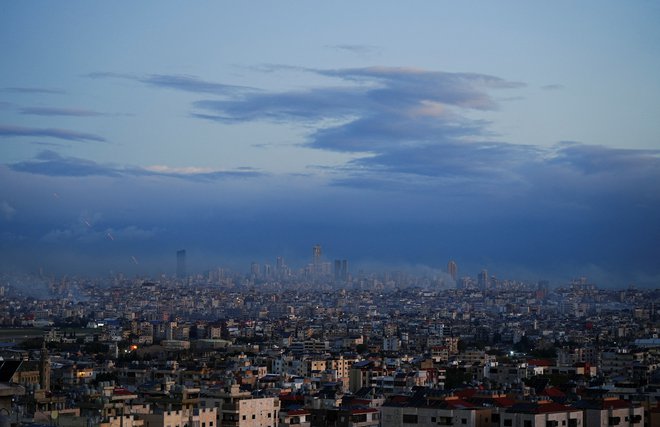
(0, 124), (107, 142)
(19, 107), (105, 117)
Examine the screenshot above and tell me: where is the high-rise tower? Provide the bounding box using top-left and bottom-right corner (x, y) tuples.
(333, 259), (349, 282)
(176, 249), (187, 279)
(447, 260), (458, 282)
(312, 244), (322, 275)
(39, 339), (50, 392)
(478, 269), (489, 289)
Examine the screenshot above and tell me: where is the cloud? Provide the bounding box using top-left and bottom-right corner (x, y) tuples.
(193, 66), (529, 186)
(190, 66), (660, 235)
(87, 72), (254, 95)
(8, 150), (262, 181)
(1, 87), (64, 94)
(11, 150), (120, 177)
(194, 87), (365, 123)
(327, 44), (380, 56)
(0, 124), (107, 142)
(3, 66), (658, 285)
(19, 107), (105, 117)
(192, 65), (523, 163)
(0, 201), (16, 220)
(41, 224), (157, 244)
(541, 84), (564, 90)
(548, 142), (660, 175)
(139, 164), (263, 180)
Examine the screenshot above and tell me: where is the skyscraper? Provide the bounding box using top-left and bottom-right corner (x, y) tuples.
(176, 249), (187, 279)
(312, 244), (322, 276)
(334, 260), (342, 282)
(334, 259), (349, 282)
(447, 260), (458, 282)
(478, 269), (489, 289)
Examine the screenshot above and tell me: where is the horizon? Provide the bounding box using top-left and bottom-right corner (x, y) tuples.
(1, 2), (659, 288)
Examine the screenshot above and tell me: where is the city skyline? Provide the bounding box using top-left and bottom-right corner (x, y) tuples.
(1, 2), (659, 286)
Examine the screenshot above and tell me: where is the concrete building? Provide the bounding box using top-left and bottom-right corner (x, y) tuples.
(381, 395), (490, 427)
(502, 401), (583, 427)
(201, 384), (280, 427)
(141, 408), (216, 427)
(573, 398), (643, 427)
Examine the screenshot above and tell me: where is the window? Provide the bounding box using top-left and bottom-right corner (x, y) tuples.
(462, 419), (467, 424)
(402, 414), (418, 424)
(569, 419), (578, 427)
(504, 419), (512, 427)
(351, 414), (367, 423)
(242, 415), (246, 421)
(524, 421), (532, 427)
(609, 417), (621, 426)
(252, 415), (256, 419)
(493, 414), (501, 423)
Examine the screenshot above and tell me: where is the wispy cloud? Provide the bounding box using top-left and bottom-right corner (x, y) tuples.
(0, 124), (107, 142)
(19, 107), (105, 117)
(86, 72), (254, 96)
(1, 87), (64, 94)
(11, 150), (120, 177)
(193, 66), (524, 184)
(41, 224), (157, 244)
(327, 44), (380, 56)
(138, 164), (262, 180)
(541, 84), (564, 90)
(0, 201), (16, 221)
(8, 150), (262, 181)
(190, 65), (660, 212)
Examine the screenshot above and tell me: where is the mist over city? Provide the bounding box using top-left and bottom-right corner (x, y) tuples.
(1, 2), (659, 287)
(1, 2), (660, 427)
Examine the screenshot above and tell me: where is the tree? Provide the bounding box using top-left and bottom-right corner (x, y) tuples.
(445, 368), (472, 389)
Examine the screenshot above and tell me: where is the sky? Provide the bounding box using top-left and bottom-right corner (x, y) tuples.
(1, 1), (659, 286)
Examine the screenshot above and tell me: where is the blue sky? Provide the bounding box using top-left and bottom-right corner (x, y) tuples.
(1, 1), (659, 286)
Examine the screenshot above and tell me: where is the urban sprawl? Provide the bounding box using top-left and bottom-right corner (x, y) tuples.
(0, 254), (659, 427)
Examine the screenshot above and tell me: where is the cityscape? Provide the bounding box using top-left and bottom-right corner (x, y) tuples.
(1, 1), (660, 427)
(0, 247), (659, 426)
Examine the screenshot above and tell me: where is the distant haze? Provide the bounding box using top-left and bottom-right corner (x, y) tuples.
(1, 2), (659, 287)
